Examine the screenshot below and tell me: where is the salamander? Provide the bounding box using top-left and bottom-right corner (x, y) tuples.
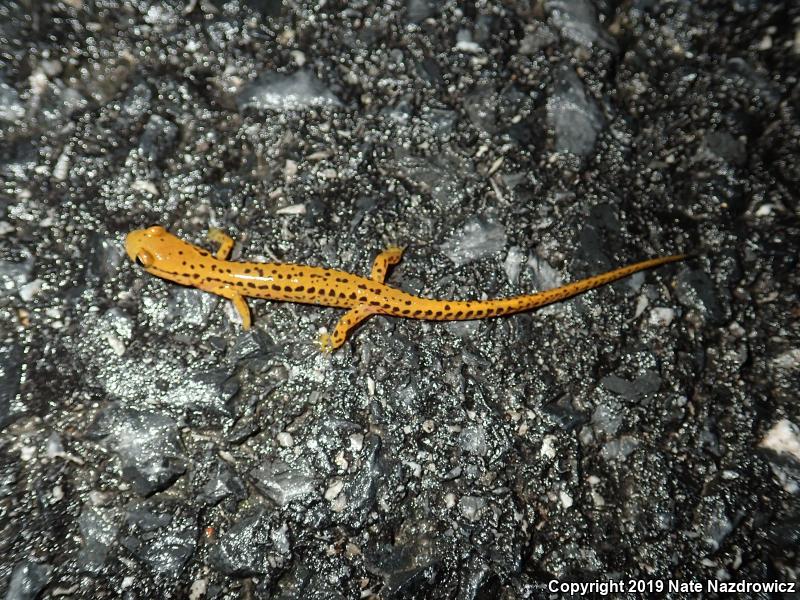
(124, 226), (685, 352)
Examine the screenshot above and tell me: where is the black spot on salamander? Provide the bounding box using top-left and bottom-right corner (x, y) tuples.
(178, 251), (183, 255)
(198, 250), (209, 257)
(318, 289), (326, 295)
(182, 261), (187, 266)
(285, 285), (293, 292)
(328, 289), (336, 297)
(193, 273), (200, 279)
(405, 300), (412, 305)
(248, 282), (255, 288)
(402, 309), (410, 314)
(413, 310), (422, 316)
(271, 284), (281, 291)
(244, 268), (251, 274)
(349, 292), (357, 299)
(211, 264), (217, 271)
(296, 285), (304, 291)
(455, 311), (463, 317)
(435, 311), (442, 316)
(357, 284), (367, 290)
(236, 281), (243, 286)
(465, 311), (473, 317)
(339, 292), (346, 298)
(369, 301), (380, 306)
(425, 309), (432, 315)
(307, 287), (316, 293)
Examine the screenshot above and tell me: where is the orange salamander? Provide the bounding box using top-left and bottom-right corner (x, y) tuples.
(125, 226), (685, 352)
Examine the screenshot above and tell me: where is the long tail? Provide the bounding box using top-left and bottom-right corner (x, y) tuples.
(503, 253), (688, 313)
(390, 254), (687, 321)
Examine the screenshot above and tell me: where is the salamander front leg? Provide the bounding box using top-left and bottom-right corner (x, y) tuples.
(208, 228), (235, 261)
(319, 305), (374, 353)
(216, 289), (251, 329)
(370, 246), (405, 283)
(231, 294), (252, 329)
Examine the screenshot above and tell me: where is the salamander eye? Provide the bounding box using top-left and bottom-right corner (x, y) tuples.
(135, 250), (153, 268)
(146, 225), (165, 235)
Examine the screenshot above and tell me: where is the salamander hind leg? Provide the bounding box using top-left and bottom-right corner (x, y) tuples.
(319, 305), (374, 353)
(208, 228), (235, 260)
(370, 246), (405, 283)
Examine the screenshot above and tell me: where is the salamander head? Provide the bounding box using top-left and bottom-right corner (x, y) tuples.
(125, 226), (197, 283)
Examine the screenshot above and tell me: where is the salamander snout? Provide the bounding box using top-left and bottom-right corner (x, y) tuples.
(125, 226), (171, 269)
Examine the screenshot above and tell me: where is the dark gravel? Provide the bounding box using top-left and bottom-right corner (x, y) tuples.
(1, 1), (799, 598)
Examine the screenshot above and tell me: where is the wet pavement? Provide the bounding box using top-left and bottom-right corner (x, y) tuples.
(1, 1), (799, 598)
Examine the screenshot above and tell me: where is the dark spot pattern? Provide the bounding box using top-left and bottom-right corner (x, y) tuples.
(140, 233), (684, 348)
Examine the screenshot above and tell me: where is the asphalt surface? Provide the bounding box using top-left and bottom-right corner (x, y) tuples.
(1, 1), (799, 598)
